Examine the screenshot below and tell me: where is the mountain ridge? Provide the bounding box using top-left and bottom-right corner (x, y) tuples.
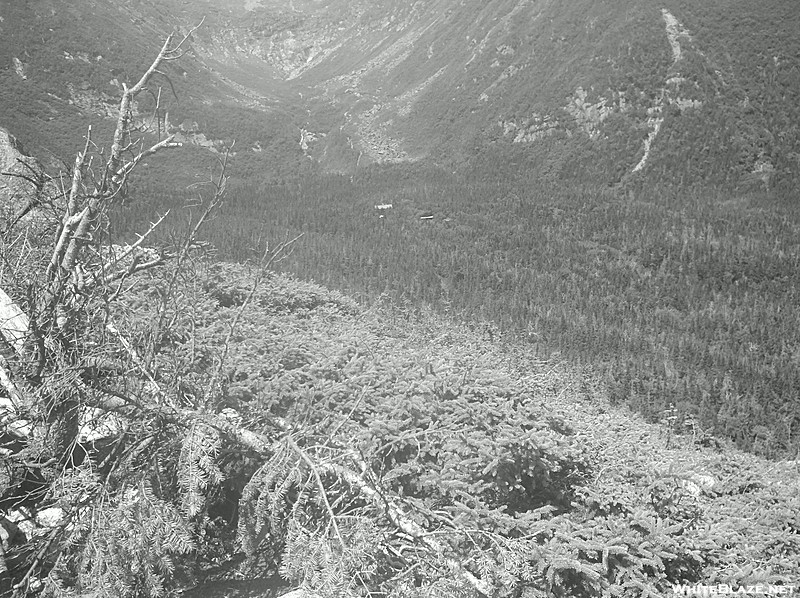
(1, 9), (800, 594)
(1, 0), (798, 188)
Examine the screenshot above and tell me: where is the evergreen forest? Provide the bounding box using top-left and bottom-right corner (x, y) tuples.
(1, 1), (799, 596)
(116, 158), (800, 458)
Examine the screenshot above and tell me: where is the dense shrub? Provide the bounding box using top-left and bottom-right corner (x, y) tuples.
(97, 263), (800, 596)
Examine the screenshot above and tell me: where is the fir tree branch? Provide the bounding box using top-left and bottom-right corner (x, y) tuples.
(323, 461), (495, 597)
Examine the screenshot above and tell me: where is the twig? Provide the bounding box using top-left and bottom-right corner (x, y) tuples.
(207, 231), (303, 397)
(287, 437), (347, 549)
(323, 460), (494, 596)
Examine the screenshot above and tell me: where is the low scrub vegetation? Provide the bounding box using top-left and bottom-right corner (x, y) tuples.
(5, 257), (797, 596)
(118, 163), (800, 458)
(2, 22), (798, 598)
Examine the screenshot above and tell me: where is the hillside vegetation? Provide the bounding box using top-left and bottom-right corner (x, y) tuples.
(104, 264), (800, 596)
(0, 12), (799, 594)
(3, 0), (799, 187)
(6, 257), (799, 596)
(114, 161), (800, 458)
(3, 0), (799, 452)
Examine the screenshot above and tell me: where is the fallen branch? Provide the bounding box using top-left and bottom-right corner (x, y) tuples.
(325, 461), (495, 597)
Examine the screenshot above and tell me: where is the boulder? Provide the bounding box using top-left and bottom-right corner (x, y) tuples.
(0, 127), (50, 234)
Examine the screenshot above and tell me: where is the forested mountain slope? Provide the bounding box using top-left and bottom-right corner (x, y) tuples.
(1, 0), (798, 188)
(2, 0), (800, 454)
(3, 254), (798, 596)
(0, 10), (799, 595)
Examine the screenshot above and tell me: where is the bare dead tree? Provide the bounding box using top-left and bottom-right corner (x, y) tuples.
(0, 24), (502, 598)
(0, 24), (203, 462)
(0, 21), (229, 592)
(0, 19), (328, 593)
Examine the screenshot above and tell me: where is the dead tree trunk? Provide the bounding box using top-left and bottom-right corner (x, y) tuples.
(0, 23), (203, 585)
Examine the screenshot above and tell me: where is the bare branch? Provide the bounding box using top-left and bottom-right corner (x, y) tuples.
(288, 438), (347, 548)
(1, 169), (40, 189)
(167, 18), (205, 59)
(127, 35), (175, 98)
(103, 19), (201, 194)
(111, 134), (180, 189)
(103, 211), (170, 273)
(154, 70), (179, 103)
(154, 146), (231, 339)
(68, 127), (92, 216)
(326, 459), (494, 596)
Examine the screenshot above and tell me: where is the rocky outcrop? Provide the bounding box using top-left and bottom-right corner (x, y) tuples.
(0, 129), (42, 230)
(0, 129), (30, 177)
(0, 0), (791, 186)
(12, 57), (27, 80)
